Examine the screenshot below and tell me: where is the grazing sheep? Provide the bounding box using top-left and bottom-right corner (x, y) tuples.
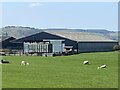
(98, 64), (107, 69)
(21, 61), (29, 66)
(83, 60), (89, 65)
(21, 61), (26, 65)
(26, 62), (29, 66)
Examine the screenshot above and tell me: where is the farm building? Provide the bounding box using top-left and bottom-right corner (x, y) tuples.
(12, 32), (78, 55)
(0, 37), (22, 49)
(0, 36), (23, 55)
(49, 32), (118, 53)
(11, 31), (118, 55)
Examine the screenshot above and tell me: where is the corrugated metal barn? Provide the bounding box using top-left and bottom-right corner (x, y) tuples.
(49, 32), (118, 53)
(12, 31), (118, 54)
(0, 37), (22, 50)
(12, 32), (78, 55)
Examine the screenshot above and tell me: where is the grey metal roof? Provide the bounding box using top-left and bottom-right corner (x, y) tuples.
(48, 31), (116, 42)
(12, 31), (118, 43)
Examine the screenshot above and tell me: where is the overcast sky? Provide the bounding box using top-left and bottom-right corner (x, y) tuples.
(1, 2), (118, 31)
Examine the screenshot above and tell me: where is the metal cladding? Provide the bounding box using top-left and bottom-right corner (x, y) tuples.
(78, 41), (118, 53)
(0, 37), (22, 50)
(2, 32), (119, 53)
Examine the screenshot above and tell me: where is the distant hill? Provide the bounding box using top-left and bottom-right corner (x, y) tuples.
(0, 26), (118, 41)
(0, 26), (43, 39)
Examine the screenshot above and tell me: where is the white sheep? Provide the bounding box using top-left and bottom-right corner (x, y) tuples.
(26, 62), (29, 66)
(21, 61), (26, 65)
(21, 61), (29, 66)
(98, 64), (107, 69)
(83, 60), (89, 65)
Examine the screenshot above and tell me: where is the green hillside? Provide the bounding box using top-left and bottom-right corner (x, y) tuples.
(0, 26), (43, 39)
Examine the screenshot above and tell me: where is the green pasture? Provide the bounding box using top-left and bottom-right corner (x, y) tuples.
(2, 51), (118, 88)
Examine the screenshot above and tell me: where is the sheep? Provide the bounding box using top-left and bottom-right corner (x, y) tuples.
(83, 60), (89, 65)
(21, 61), (26, 65)
(26, 62), (29, 66)
(21, 61), (29, 66)
(98, 64), (107, 69)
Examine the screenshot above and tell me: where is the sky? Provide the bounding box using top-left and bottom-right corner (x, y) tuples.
(1, 2), (118, 31)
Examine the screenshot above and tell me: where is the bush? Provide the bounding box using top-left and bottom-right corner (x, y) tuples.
(113, 45), (120, 51)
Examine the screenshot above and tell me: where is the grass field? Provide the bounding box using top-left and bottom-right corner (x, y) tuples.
(2, 51), (118, 88)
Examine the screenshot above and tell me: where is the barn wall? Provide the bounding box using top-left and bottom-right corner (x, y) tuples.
(65, 39), (78, 49)
(78, 42), (118, 53)
(1, 37), (23, 50)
